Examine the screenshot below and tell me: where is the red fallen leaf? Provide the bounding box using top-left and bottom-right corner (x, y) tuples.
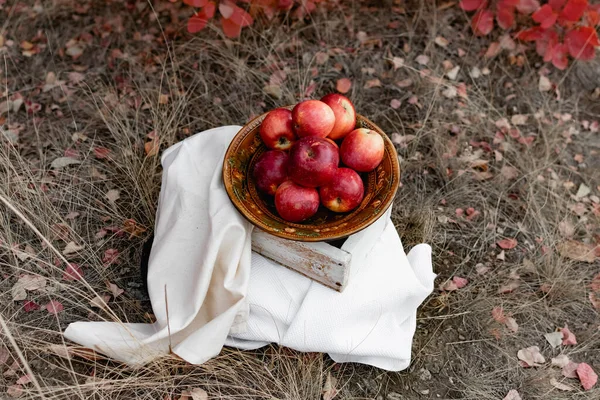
(6, 385), (23, 398)
(565, 27), (598, 60)
(498, 238), (518, 249)
(576, 363), (598, 390)
(23, 300), (40, 312)
(471, 9), (494, 36)
(560, 325), (577, 345)
(492, 306), (508, 323)
(497, 4), (515, 29)
(453, 276), (469, 288)
(336, 78), (352, 94)
(551, 43), (569, 70)
(63, 263), (84, 281)
(485, 41), (502, 58)
(103, 248), (120, 266)
(93, 147), (110, 159)
(183, 0), (208, 7)
(560, 0), (588, 22)
(16, 374), (32, 385)
(221, 17), (242, 38)
(45, 300), (64, 315)
(188, 14), (208, 33)
(533, 5), (558, 29)
(590, 272), (600, 292)
(230, 6), (253, 27)
(460, 0), (486, 11)
(498, 280), (520, 294)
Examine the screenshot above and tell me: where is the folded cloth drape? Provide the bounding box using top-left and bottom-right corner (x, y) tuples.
(64, 126), (436, 371)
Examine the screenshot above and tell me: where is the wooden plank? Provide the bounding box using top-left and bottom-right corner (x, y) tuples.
(251, 229), (352, 292)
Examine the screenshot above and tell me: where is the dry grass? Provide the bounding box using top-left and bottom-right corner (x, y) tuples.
(1, 0), (599, 399)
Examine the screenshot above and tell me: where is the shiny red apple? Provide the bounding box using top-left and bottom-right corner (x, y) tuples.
(288, 136), (339, 187)
(319, 168), (364, 213)
(320, 93), (356, 140)
(253, 150), (289, 196)
(275, 180), (319, 223)
(260, 108), (296, 150)
(340, 128), (384, 172)
(291, 100), (335, 138)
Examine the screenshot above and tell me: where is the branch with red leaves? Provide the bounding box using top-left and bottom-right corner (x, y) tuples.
(460, 0), (600, 69)
(182, 0), (326, 38)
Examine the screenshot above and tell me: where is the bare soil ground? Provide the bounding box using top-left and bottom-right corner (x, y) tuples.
(1, 1), (599, 399)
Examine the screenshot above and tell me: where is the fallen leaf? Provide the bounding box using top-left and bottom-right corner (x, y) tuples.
(392, 57), (404, 70)
(560, 326), (577, 345)
(505, 317), (519, 333)
(485, 42), (501, 58)
(503, 389), (522, 400)
(90, 295), (110, 309)
(551, 355), (571, 368)
(470, 67), (481, 78)
(442, 86), (457, 98)
(390, 99), (401, 109)
(558, 220), (575, 238)
(517, 346), (545, 367)
(263, 84), (282, 99)
(105, 189), (120, 205)
(336, 78), (352, 94)
(45, 300), (64, 315)
(189, 388), (208, 400)
(577, 363), (597, 390)
(103, 248), (120, 265)
(453, 276), (468, 288)
(23, 301), (40, 312)
(563, 361), (580, 378)
(63, 263), (83, 281)
(48, 344), (71, 360)
(498, 280), (520, 294)
(497, 238), (518, 249)
(434, 36), (449, 47)
(396, 78), (412, 88)
(545, 331), (563, 348)
(476, 264), (490, 275)
(492, 306), (507, 323)
(66, 45), (83, 58)
(108, 282), (124, 298)
(68, 72), (85, 84)
(439, 276), (468, 291)
(315, 51), (329, 65)
(500, 166), (519, 180)
(557, 241), (596, 263)
(511, 114), (528, 125)
(93, 147), (110, 159)
(12, 275), (47, 301)
(496, 250), (506, 261)
(16, 374), (32, 385)
(575, 183), (590, 199)
(539, 75), (552, 92)
(364, 79), (382, 89)
(322, 372), (338, 400)
(7, 385), (23, 398)
(63, 242), (84, 255)
(0, 346), (10, 365)
(446, 66), (460, 80)
(415, 54), (430, 65)
(51, 157), (81, 169)
(550, 377), (574, 391)
(145, 140), (159, 156)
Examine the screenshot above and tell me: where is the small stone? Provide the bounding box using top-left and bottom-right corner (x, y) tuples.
(418, 368), (432, 381)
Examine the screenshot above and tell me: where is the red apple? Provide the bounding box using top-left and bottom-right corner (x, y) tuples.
(320, 93), (356, 140)
(275, 180), (319, 223)
(260, 108), (296, 150)
(288, 136), (339, 187)
(319, 168), (364, 213)
(253, 150), (289, 196)
(291, 100), (335, 138)
(340, 128), (385, 172)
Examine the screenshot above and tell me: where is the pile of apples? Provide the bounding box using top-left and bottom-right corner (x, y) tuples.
(253, 94), (385, 223)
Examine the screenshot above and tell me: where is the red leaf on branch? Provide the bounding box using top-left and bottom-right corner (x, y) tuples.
(219, 0), (235, 18)
(497, 5), (516, 29)
(533, 5), (559, 29)
(203, 1), (216, 18)
(516, 0), (541, 14)
(586, 9), (600, 26)
(183, 0), (208, 7)
(472, 9), (495, 35)
(535, 28), (559, 60)
(549, 0), (567, 11)
(221, 17), (242, 38)
(460, 0), (487, 11)
(560, 0), (588, 22)
(551, 43), (569, 69)
(515, 26), (545, 41)
(188, 15), (207, 33)
(565, 26), (599, 60)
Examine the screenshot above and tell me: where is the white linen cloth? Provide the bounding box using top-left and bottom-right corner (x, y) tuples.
(64, 126), (436, 371)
